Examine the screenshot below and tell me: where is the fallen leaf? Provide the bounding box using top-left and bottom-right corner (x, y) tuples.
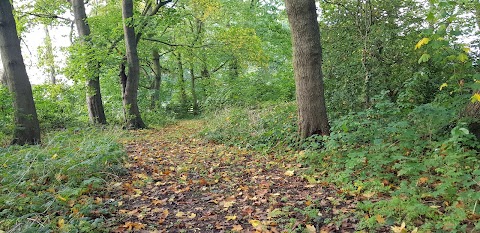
(175, 211), (185, 217)
(391, 221), (407, 233)
(249, 219), (261, 227)
(223, 200), (235, 208)
(306, 224), (316, 233)
(57, 218), (65, 229)
(231, 225), (243, 231)
(225, 215), (237, 221)
(188, 212), (196, 219)
(284, 170), (294, 176)
(375, 215), (386, 224)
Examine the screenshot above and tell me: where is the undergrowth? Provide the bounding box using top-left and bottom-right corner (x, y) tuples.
(202, 97), (480, 232)
(0, 127), (126, 233)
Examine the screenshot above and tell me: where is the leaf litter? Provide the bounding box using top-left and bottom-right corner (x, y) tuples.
(103, 120), (379, 232)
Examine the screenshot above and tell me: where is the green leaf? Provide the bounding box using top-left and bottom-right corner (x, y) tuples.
(418, 53), (431, 64)
(457, 53), (468, 63)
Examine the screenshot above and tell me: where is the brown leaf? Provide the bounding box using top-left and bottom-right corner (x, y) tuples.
(231, 225), (244, 231)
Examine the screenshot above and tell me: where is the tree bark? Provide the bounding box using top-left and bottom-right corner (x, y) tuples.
(71, 0), (107, 124)
(43, 26), (56, 84)
(150, 49), (162, 109)
(462, 5), (480, 140)
(176, 53), (188, 113)
(190, 64), (199, 115)
(122, 0), (146, 129)
(0, 0), (41, 145)
(285, 0), (331, 138)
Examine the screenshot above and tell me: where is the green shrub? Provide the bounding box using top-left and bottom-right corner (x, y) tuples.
(301, 99), (479, 231)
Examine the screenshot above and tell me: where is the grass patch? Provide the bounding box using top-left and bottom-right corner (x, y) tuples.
(0, 126), (126, 232)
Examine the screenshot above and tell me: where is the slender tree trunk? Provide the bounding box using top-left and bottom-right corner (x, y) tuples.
(285, 0), (331, 138)
(122, 0), (146, 129)
(150, 49), (162, 109)
(189, 64), (199, 115)
(0, 1), (41, 145)
(175, 53), (188, 113)
(71, 0), (107, 124)
(43, 26), (56, 84)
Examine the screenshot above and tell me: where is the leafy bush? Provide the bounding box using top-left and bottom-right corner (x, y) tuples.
(301, 99), (480, 231)
(0, 127), (126, 232)
(33, 84), (88, 130)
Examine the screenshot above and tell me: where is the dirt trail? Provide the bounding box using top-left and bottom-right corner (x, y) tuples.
(107, 120), (358, 232)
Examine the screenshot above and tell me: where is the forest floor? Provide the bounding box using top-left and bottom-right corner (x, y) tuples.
(105, 120), (363, 233)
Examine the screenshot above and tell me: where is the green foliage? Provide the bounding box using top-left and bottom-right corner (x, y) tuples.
(0, 85), (13, 144)
(202, 101), (298, 151)
(0, 127), (126, 232)
(32, 84), (88, 130)
(300, 98), (479, 231)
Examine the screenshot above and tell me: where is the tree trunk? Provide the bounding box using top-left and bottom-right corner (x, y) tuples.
(122, 0), (146, 129)
(150, 49), (162, 110)
(285, 0), (331, 138)
(43, 26), (56, 84)
(176, 53), (188, 113)
(462, 5), (480, 140)
(190, 64), (199, 115)
(71, 0), (107, 124)
(0, 1), (41, 145)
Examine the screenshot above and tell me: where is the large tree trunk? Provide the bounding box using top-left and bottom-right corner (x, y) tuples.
(122, 0), (146, 129)
(71, 0), (107, 124)
(285, 0), (331, 138)
(0, 1), (41, 145)
(150, 49), (162, 110)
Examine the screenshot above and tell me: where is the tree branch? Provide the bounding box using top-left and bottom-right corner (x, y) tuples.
(18, 11), (72, 23)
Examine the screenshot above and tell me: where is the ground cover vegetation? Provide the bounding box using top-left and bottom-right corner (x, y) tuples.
(0, 0), (479, 232)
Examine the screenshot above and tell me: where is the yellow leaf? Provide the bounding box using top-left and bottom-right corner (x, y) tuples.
(223, 200), (235, 208)
(51, 153), (58, 159)
(188, 212), (196, 219)
(439, 83), (448, 90)
(175, 211), (185, 217)
(56, 195), (67, 202)
(463, 47), (471, 53)
(284, 170), (294, 176)
(362, 192), (376, 198)
(376, 215), (386, 224)
(415, 37), (430, 50)
(232, 225), (244, 231)
(391, 221), (407, 233)
(225, 215), (237, 221)
(57, 218), (65, 229)
(471, 93), (480, 103)
(306, 224), (316, 233)
(249, 219), (261, 227)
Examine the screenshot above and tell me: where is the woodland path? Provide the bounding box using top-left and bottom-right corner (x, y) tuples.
(107, 120), (359, 232)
